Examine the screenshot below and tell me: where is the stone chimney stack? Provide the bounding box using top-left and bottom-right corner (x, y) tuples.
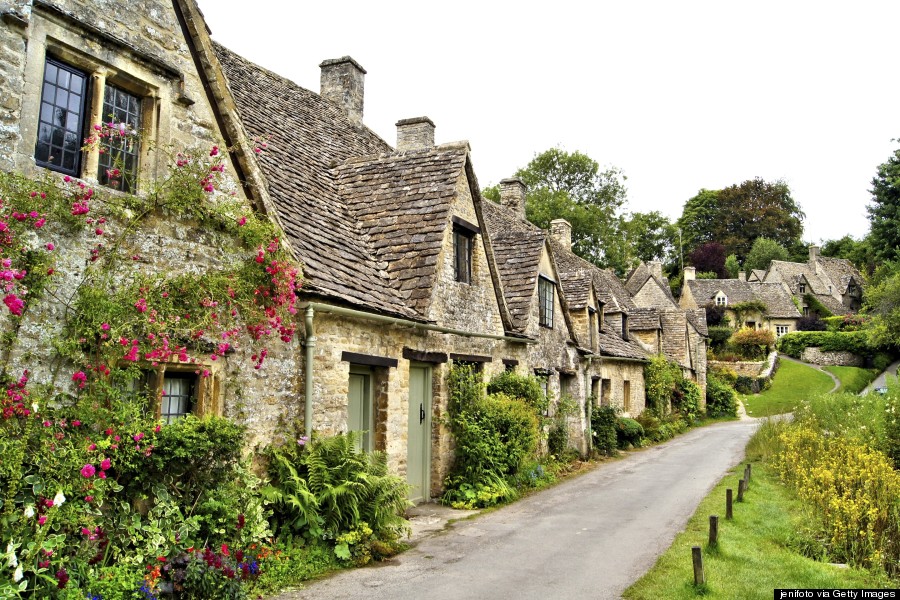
(396, 117), (435, 151)
(684, 266), (696, 282)
(738, 271), (746, 281)
(648, 261), (663, 281)
(550, 219), (572, 250)
(499, 178), (527, 220)
(319, 56), (366, 125)
(809, 244), (820, 263)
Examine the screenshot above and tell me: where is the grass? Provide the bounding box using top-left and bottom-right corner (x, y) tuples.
(823, 365), (879, 394)
(741, 359), (834, 417)
(623, 460), (893, 600)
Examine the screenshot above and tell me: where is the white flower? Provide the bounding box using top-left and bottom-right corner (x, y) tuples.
(12, 564), (22, 582)
(6, 547), (16, 568)
(23, 506), (34, 518)
(52, 490), (66, 507)
(31, 402), (39, 413)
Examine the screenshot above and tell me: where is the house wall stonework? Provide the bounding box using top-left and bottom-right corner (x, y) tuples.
(593, 359), (645, 417)
(800, 347), (864, 367)
(633, 280), (675, 309)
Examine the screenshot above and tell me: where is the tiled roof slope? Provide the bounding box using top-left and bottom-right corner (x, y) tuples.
(547, 238), (593, 310)
(628, 307), (661, 331)
(214, 43), (416, 317)
(685, 308), (708, 337)
(685, 279), (757, 305)
(481, 200), (547, 332)
(597, 323), (650, 361)
(624, 263), (650, 295)
(767, 260), (831, 295)
(334, 146), (468, 314)
(596, 269), (637, 313)
(750, 282), (802, 319)
(817, 257), (862, 294)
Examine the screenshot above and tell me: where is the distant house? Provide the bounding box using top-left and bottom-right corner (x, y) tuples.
(679, 268), (801, 338)
(760, 245), (864, 316)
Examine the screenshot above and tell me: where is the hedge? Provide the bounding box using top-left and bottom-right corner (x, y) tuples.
(776, 330), (873, 358)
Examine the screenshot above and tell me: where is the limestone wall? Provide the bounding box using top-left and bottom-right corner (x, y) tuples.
(800, 347), (864, 367)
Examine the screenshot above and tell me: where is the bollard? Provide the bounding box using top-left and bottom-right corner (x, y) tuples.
(747, 463), (752, 481)
(692, 545), (705, 585)
(744, 465), (750, 491)
(737, 478), (745, 502)
(709, 515), (719, 547)
(726, 488), (733, 520)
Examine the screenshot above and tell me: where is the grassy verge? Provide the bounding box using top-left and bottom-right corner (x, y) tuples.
(623, 461), (892, 599)
(823, 365), (879, 393)
(741, 359), (834, 417)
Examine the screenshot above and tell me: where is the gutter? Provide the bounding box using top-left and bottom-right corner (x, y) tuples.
(301, 301), (535, 438)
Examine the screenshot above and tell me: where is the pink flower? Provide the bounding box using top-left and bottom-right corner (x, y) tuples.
(81, 527), (90, 536)
(98, 470), (107, 479)
(38, 515), (47, 525)
(101, 323), (110, 331)
(34, 218), (46, 228)
(88, 443), (96, 451)
(71, 371), (87, 388)
(238, 216), (247, 226)
(80, 464), (96, 478)
(43, 421), (51, 428)
(72, 420), (81, 427)
(3, 294), (24, 316)
(64, 175), (72, 182)
(46, 243), (55, 251)
(133, 432), (144, 442)
(154, 424), (161, 433)
(100, 458), (111, 470)
(95, 228), (103, 236)
(210, 146), (219, 157)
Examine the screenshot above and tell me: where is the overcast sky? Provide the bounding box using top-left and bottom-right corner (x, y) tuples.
(200, 1), (900, 244)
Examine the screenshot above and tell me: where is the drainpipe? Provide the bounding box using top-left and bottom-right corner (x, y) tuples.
(299, 301), (535, 440)
(304, 306), (316, 439)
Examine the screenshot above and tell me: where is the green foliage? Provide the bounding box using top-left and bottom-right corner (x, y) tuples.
(724, 253), (741, 279)
(547, 395), (578, 457)
(707, 325), (734, 352)
(864, 268), (900, 348)
(776, 330), (874, 358)
(695, 270), (718, 279)
(688, 242), (726, 278)
(615, 417), (644, 449)
(867, 141), (900, 263)
(673, 379), (702, 425)
(705, 372), (738, 418)
(803, 293), (835, 318)
(634, 412), (688, 443)
(744, 236), (789, 271)
(622, 210), (677, 266)
(590, 405), (618, 456)
(728, 327), (775, 360)
(487, 369), (548, 417)
(821, 234), (874, 276)
(643, 354), (681, 414)
(263, 432), (410, 549)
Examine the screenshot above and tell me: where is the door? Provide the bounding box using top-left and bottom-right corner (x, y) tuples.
(407, 365), (432, 503)
(348, 367), (373, 452)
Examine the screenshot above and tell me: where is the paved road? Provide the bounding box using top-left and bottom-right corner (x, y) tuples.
(272, 419), (759, 600)
(863, 359), (900, 394)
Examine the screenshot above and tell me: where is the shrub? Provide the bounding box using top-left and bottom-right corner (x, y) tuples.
(704, 303), (729, 327)
(728, 327), (775, 360)
(706, 373), (738, 418)
(796, 316), (827, 331)
(547, 395), (578, 457)
(591, 405), (618, 456)
(643, 354), (682, 415)
(673, 379), (702, 425)
(707, 325), (734, 352)
(776, 330), (873, 358)
(615, 417), (644, 449)
(487, 370), (548, 416)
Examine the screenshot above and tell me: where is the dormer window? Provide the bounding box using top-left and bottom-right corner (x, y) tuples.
(798, 283), (806, 294)
(451, 217), (479, 285)
(715, 292), (727, 306)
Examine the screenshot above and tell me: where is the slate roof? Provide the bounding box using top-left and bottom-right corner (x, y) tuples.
(750, 282), (803, 319)
(596, 323), (650, 361)
(595, 268), (637, 313)
(817, 257), (862, 295)
(481, 200), (548, 332)
(628, 307), (661, 331)
(685, 279), (757, 306)
(547, 238), (594, 310)
(748, 269), (767, 282)
(685, 308), (708, 337)
(765, 256), (863, 315)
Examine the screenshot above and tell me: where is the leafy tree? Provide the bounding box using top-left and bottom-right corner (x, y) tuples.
(484, 148), (630, 274)
(821, 235), (873, 273)
(724, 254), (741, 278)
(867, 143), (900, 263)
(688, 242), (727, 278)
(744, 236), (789, 272)
(865, 269), (900, 347)
(677, 178), (804, 262)
(622, 210), (677, 265)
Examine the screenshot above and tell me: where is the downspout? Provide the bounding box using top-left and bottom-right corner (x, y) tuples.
(304, 306), (316, 439)
(299, 301), (535, 440)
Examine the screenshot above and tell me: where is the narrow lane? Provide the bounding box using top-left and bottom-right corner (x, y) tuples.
(273, 419), (759, 600)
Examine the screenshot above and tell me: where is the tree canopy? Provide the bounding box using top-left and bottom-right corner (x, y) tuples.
(744, 237), (789, 272)
(867, 142), (900, 263)
(677, 178), (805, 262)
(688, 242), (727, 278)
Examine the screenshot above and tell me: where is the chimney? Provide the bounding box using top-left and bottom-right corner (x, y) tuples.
(396, 117), (435, 151)
(319, 56), (366, 125)
(648, 260), (663, 281)
(550, 219), (572, 250)
(809, 244), (820, 263)
(684, 266), (696, 282)
(738, 271), (746, 281)
(499, 177), (527, 220)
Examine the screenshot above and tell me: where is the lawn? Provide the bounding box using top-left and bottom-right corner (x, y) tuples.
(740, 359), (834, 417)
(823, 365), (879, 394)
(622, 461), (893, 599)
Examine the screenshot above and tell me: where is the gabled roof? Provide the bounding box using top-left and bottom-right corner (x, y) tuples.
(685, 278), (757, 305)
(768, 260), (832, 296)
(749, 283), (802, 319)
(817, 256), (863, 295)
(624, 263), (678, 307)
(595, 268), (637, 314)
(748, 269), (767, 282)
(685, 308), (708, 337)
(628, 307), (661, 331)
(596, 323), (650, 361)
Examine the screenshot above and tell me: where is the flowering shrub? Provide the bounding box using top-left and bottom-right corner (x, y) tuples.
(728, 327), (775, 360)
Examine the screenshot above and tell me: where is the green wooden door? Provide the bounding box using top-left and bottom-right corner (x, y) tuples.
(348, 367), (372, 452)
(407, 365), (432, 503)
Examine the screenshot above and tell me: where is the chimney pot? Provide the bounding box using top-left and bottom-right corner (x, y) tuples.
(809, 244), (820, 263)
(684, 266), (696, 282)
(499, 177), (527, 220)
(320, 56), (366, 125)
(550, 219), (572, 250)
(396, 117), (435, 151)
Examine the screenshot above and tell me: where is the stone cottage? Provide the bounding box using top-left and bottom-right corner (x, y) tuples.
(760, 245), (865, 316)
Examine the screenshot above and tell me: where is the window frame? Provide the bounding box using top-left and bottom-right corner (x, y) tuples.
(715, 293), (727, 307)
(776, 325), (789, 338)
(538, 275), (555, 328)
(35, 57), (89, 177)
(453, 227), (473, 284)
(159, 372), (196, 424)
(96, 82), (143, 193)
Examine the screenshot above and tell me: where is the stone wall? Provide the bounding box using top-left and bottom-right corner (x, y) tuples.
(800, 347), (864, 367)
(708, 359), (767, 377)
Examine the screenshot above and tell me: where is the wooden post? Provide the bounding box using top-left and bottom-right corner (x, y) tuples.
(726, 488), (733, 519)
(747, 463), (752, 482)
(709, 515), (719, 547)
(737, 478), (745, 502)
(692, 545), (705, 585)
(744, 465), (750, 491)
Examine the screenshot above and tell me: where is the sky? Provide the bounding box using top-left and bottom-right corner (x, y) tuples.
(199, 1), (900, 245)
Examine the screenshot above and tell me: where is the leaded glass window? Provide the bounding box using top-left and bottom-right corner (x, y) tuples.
(538, 276), (554, 328)
(35, 58), (86, 176)
(98, 84), (142, 192)
(160, 374), (195, 424)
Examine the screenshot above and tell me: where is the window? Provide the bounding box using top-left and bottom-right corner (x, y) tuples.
(798, 283), (806, 294)
(776, 325), (789, 338)
(715, 293), (727, 306)
(454, 227), (473, 284)
(803, 306), (809, 317)
(160, 373), (195, 424)
(623, 380), (632, 413)
(34, 56), (145, 192)
(538, 276), (554, 328)
(97, 84), (142, 192)
(588, 308), (597, 350)
(35, 58), (87, 176)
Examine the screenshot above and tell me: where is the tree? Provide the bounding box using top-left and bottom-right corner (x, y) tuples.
(485, 148), (631, 274)
(688, 242), (727, 278)
(867, 143), (900, 263)
(677, 178), (805, 262)
(622, 211), (677, 265)
(724, 254), (741, 279)
(744, 237), (789, 272)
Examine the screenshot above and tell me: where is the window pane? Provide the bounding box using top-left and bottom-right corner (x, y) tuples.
(56, 69), (70, 88)
(35, 58), (86, 176)
(44, 62), (57, 83)
(98, 84), (142, 192)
